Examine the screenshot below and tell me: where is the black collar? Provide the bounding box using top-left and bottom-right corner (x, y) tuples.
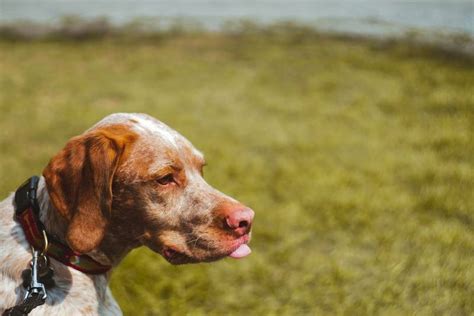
(14, 176), (111, 275)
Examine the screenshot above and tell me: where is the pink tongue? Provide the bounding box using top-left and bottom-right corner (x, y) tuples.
(229, 244), (251, 259)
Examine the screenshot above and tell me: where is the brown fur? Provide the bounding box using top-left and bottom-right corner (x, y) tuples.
(43, 125), (138, 254)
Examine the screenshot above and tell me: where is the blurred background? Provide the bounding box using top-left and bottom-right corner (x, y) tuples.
(0, 1), (473, 315)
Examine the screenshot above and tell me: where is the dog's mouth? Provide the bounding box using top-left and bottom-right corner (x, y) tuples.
(226, 234), (252, 259)
(161, 234), (252, 264)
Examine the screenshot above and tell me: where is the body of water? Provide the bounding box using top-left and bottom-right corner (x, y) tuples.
(0, 0), (473, 37)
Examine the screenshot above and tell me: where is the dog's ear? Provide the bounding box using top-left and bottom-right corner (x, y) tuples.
(43, 127), (135, 254)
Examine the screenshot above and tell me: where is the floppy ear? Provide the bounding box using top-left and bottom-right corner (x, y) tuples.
(43, 130), (127, 254)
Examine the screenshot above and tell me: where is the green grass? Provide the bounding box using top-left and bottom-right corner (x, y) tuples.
(0, 30), (473, 315)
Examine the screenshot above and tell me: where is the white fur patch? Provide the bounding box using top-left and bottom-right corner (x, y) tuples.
(130, 114), (178, 148)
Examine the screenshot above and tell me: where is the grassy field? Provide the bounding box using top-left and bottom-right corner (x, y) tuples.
(0, 28), (473, 315)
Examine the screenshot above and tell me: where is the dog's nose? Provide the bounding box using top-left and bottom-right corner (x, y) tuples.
(225, 207), (254, 236)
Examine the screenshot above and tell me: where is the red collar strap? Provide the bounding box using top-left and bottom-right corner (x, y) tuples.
(14, 176), (111, 275)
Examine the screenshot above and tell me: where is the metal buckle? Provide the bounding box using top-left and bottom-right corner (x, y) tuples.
(24, 249), (47, 302)
(40, 229), (49, 255)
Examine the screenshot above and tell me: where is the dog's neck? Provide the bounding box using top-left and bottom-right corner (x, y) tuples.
(36, 177), (135, 268)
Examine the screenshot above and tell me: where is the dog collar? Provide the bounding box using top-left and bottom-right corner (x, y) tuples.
(14, 176), (111, 275)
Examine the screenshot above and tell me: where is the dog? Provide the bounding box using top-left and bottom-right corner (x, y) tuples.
(0, 113), (254, 315)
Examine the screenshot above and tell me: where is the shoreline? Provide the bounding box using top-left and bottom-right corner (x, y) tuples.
(1, 18), (473, 59)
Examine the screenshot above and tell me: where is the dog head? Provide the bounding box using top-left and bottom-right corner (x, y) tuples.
(43, 113), (254, 264)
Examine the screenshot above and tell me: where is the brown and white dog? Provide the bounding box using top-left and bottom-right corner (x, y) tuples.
(0, 113), (254, 315)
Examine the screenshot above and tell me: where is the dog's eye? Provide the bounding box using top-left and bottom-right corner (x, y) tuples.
(157, 174), (175, 185)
